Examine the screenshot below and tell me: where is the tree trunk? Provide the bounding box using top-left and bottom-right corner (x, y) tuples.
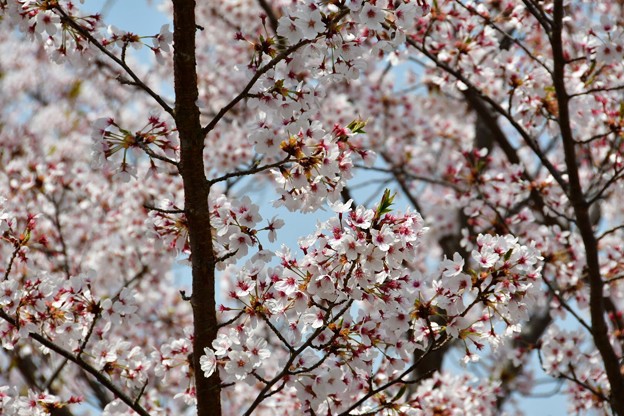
(172, 1), (221, 415)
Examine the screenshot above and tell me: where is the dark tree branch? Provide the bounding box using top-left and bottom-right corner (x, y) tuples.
(522, 0), (553, 33)
(550, 2), (624, 413)
(2, 244), (21, 281)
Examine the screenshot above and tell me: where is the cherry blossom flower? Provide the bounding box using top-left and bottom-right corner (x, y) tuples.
(293, 8), (325, 40)
(152, 24), (173, 53)
(441, 252), (465, 277)
(277, 15), (303, 45)
(200, 348), (217, 379)
(225, 350), (254, 381)
(359, 3), (386, 32)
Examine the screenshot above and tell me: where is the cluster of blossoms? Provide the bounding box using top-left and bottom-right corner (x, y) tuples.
(540, 325), (612, 414)
(0, 267), (150, 387)
(586, 15), (624, 64)
(195, 191), (542, 414)
(148, 194), (284, 268)
(209, 194), (283, 268)
(408, 372), (501, 415)
(91, 115), (179, 180)
(202, 329), (271, 383)
(269, 120), (375, 212)
(275, 0), (429, 47)
(436, 234), (542, 360)
(234, 2), (435, 211)
(0, 387), (82, 416)
(0, 272), (96, 351)
(2, 0), (174, 64)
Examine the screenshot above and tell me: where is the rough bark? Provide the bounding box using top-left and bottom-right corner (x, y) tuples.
(551, 1), (624, 413)
(172, 1), (221, 415)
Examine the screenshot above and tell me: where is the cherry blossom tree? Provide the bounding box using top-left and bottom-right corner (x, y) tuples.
(0, 0), (623, 415)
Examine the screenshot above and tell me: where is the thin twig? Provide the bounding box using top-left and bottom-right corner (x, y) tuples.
(569, 84), (624, 99)
(201, 39), (314, 137)
(597, 224), (624, 241)
(260, 312), (296, 353)
(605, 275), (624, 285)
(542, 276), (593, 334)
(353, 164), (462, 191)
(242, 299), (354, 416)
(217, 310), (246, 329)
(53, 6), (173, 117)
(207, 157), (292, 186)
(587, 169), (624, 206)
(143, 204), (185, 214)
(521, 0), (553, 33)
(136, 141), (180, 167)
(337, 341), (436, 416)
(2, 244), (21, 281)
(201, 8), (350, 137)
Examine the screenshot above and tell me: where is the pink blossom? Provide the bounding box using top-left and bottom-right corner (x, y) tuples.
(200, 348), (217, 378)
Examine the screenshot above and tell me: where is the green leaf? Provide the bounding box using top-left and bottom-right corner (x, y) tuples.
(68, 80), (82, 100)
(346, 118), (367, 134)
(376, 189), (396, 217)
(392, 384), (408, 402)
(504, 248), (513, 261)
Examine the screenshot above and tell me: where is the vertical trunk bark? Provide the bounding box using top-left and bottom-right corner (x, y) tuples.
(172, 1), (221, 415)
(551, 2), (624, 413)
